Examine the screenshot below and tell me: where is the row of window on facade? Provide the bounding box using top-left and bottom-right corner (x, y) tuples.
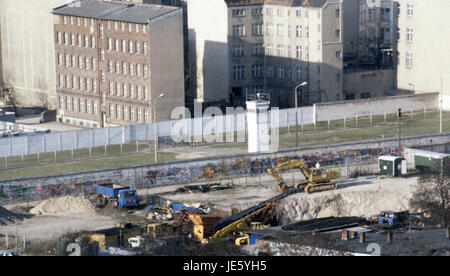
(232, 23), (340, 38)
(57, 31), (149, 56)
(232, 43), (341, 60)
(360, 7), (391, 22)
(59, 95), (149, 123)
(232, 7), (340, 18)
(61, 15), (147, 35)
(106, 60), (148, 79)
(232, 64), (340, 82)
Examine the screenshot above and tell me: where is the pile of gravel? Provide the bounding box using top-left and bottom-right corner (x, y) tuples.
(29, 196), (96, 216)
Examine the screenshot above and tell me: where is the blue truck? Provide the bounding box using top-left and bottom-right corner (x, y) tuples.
(378, 210), (409, 226)
(96, 183), (139, 209)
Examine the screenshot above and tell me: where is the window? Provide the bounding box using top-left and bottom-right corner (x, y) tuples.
(66, 96), (71, 111)
(233, 45), (244, 57)
(93, 80), (97, 92)
(115, 39), (119, 52)
(361, 92), (371, 99)
(406, 27), (413, 42)
(251, 64), (263, 79)
(87, 100), (91, 114)
(137, 64), (141, 77)
(407, 3), (413, 16)
(406, 52), (413, 68)
(252, 8), (262, 16)
(296, 10), (301, 17)
(124, 83), (128, 97)
(296, 25), (302, 37)
(296, 46), (302, 59)
(70, 16), (74, 25)
(130, 85), (135, 98)
(144, 86), (148, 100)
(277, 9), (284, 17)
(131, 107), (135, 121)
(73, 97), (77, 112)
(72, 55), (76, 68)
(92, 58), (97, 71)
(91, 36), (95, 48)
(336, 73), (341, 82)
(129, 41), (134, 54)
(101, 70), (106, 82)
(84, 35), (89, 48)
(85, 57), (90, 70)
(117, 105), (121, 119)
(336, 51), (341, 58)
(267, 65), (274, 78)
(252, 23), (263, 36)
(266, 8), (273, 15)
(266, 23), (273, 36)
(57, 32), (62, 44)
(110, 104), (114, 118)
(232, 25), (245, 36)
(251, 44), (263, 56)
(277, 24), (284, 36)
(266, 43), (273, 55)
(123, 62), (127, 75)
(99, 23), (104, 39)
(84, 18), (88, 27)
(114, 21), (118, 31)
(144, 65), (148, 78)
(124, 105), (128, 120)
(58, 53), (63, 66)
(108, 38), (112, 50)
(78, 34), (82, 47)
(144, 109), (149, 123)
(122, 40), (126, 52)
(136, 42), (141, 54)
(277, 44), (284, 56)
(117, 82), (121, 96)
(116, 61), (120, 74)
(336, 9), (340, 17)
(121, 22), (125, 31)
(59, 74), (64, 87)
(277, 67), (285, 79)
(79, 77), (84, 90)
(94, 101), (98, 115)
(129, 63), (134, 76)
(233, 65), (245, 80)
(137, 85), (142, 99)
(64, 33), (69, 45)
(59, 96), (64, 109)
(335, 29), (340, 37)
(108, 60), (113, 73)
(128, 23), (132, 32)
(136, 24), (139, 33)
(80, 98), (84, 113)
(232, 9), (246, 17)
(63, 16), (67, 25)
(296, 67), (302, 81)
(78, 56), (83, 69)
(143, 42), (148, 55)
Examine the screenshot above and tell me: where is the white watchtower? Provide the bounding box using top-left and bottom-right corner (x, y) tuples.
(246, 93), (270, 153)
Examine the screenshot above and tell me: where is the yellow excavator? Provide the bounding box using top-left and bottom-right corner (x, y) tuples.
(267, 159), (340, 193)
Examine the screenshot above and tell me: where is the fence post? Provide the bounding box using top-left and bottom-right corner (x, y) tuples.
(136, 140), (139, 153)
(71, 149), (74, 160)
(370, 115), (373, 125)
(344, 117), (346, 129)
(104, 145), (107, 157)
(424, 106), (426, 118)
(21, 155), (24, 166)
(356, 115), (358, 128)
(54, 151), (57, 163)
(5, 156), (7, 169)
(120, 143), (123, 155)
(384, 112), (387, 123)
(328, 119), (330, 130)
(37, 153), (40, 164)
(89, 147), (92, 160)
(410, 108), (413, 120)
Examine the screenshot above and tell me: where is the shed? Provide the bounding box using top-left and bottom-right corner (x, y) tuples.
(378, 156), (406, 176)
(414, 151), (450, 174)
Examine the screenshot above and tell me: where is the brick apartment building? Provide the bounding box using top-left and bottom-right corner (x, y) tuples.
(52, 0), (185, 128)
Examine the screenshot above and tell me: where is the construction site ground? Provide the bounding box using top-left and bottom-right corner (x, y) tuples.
(0, 171), (418, 252)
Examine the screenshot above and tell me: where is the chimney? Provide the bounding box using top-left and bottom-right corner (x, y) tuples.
(341, 230), (349, 240)
(359, 232), (366, 243)
(386, 230), (393, 243)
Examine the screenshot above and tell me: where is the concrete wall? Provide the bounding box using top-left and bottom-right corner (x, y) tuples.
(343, 69), (395, 99)
(1, 132), (449, 203)
(0, 0), (71, 108)
(314, 92), (439, 122)
(186, 0), (229, 103)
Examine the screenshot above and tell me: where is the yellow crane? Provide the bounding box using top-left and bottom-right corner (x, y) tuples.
(267, 159), (339, 193)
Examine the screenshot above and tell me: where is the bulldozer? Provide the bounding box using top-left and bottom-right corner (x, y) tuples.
(267, 159), (339, 193)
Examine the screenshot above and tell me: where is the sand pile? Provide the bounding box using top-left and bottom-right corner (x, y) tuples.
(30, 196), (96, 216)
(0, 206), (28, 225)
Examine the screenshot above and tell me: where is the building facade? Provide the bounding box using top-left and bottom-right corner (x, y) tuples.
(52, 0), (185, 127)
(226, 0), (344, 108)
(395, 0), (450, 110)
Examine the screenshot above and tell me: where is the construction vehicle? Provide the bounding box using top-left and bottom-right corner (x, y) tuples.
(96, 183), (139, 209)
(267, 159), (340, 193)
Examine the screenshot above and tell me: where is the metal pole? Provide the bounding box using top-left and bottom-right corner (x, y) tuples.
(153, 100), (157, 163)
(295, 88), (298, 148)
(440, 76), (443, 133)
(398, 109), (402, 157)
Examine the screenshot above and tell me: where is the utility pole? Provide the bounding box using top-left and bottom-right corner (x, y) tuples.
(294, 82), (308, 148)
(398, 108), (402, 157)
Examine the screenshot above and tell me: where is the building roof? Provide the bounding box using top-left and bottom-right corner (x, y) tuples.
(52, 0), (180, 24)
(225, 0), (328, 8)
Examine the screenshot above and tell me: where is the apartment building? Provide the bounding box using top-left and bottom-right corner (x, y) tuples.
(52, 0), (185, 127)
(359, 0), (394, 66)
(395, 0), (450, 110)
(226, 0), (343, 108)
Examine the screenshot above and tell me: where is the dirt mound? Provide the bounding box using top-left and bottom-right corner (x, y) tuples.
(30, 196), (96, 216)
(0, 206), (29, 226)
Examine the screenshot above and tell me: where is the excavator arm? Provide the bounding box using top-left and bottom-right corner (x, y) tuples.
(267, 159), (311, 193)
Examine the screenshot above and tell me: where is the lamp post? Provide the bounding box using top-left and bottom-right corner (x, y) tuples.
(294, 82), (308, 148)
(153, 93), (165, 163)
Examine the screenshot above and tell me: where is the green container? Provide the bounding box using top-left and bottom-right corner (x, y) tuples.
(378, 156), (405, 176)
(414, 151), (450, 175)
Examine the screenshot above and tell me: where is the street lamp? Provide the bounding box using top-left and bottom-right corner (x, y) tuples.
(294, 82), (308, 148)
(153, 93), (165, 163)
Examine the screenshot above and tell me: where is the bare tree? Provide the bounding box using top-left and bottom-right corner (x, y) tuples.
(410, 173), (450, 227)
(1, 71), (19, 115)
